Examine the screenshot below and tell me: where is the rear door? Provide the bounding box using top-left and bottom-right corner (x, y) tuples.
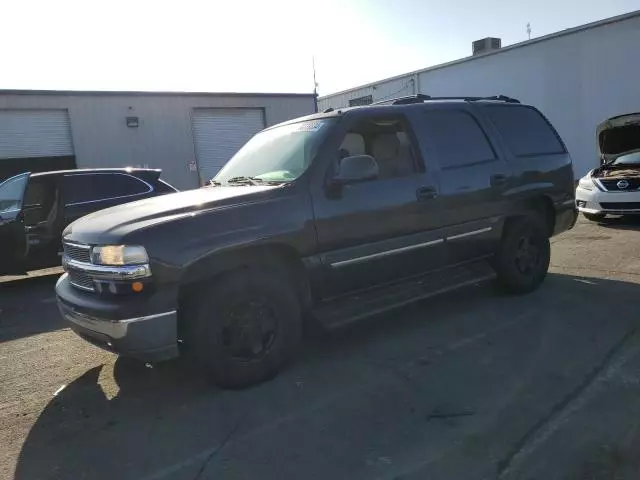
(62, 172), (154, 225)
(0, 172), (30, 274)
(412, 105), (512, 263)
(480, 104), (574, 202)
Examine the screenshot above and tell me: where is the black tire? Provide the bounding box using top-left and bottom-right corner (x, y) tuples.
(583, 212), (605, 222)
(181, 268), (302, 389)
(494, 216), (551, 294)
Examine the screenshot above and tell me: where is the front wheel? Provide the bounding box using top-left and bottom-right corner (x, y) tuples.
(181, 268), (302, 389)
(494, 216), (551, 294)
(583, 212), (605, 222)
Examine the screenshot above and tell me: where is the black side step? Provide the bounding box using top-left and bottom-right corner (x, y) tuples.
(313, 260), (496, 329)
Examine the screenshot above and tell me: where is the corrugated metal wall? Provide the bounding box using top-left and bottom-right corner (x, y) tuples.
(320, 76), (416, 111)
(318, 13), (640, 177)
(0, 93), (315, 190)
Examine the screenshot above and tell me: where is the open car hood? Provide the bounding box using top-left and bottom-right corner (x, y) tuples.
(597, 112), (640, 164)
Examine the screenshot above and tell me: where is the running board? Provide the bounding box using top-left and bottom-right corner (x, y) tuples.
(313, 260), (496, 329)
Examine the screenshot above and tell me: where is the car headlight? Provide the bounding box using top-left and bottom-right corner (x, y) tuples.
(90, 245), (149, 265)
(578, 177), (594, 191)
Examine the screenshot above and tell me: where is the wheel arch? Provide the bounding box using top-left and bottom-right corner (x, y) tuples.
(504, 194), (555, 238)
(178, 243), (312, 312)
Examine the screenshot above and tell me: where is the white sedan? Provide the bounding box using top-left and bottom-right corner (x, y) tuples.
(576, 150), (640, 221)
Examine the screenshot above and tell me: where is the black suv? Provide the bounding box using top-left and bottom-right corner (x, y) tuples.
(55, 95), (577, 388)
(0, 168), (177, 275)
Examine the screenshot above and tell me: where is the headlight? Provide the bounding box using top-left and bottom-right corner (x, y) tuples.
(578, 177), (594, 191)
(91, 245), (149, 265)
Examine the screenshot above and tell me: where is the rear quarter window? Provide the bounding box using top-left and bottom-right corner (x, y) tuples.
(154, 179), (178, 193)
(483, 105), (566, 157)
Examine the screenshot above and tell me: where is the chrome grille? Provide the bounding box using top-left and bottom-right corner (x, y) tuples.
(599, 178), (640, 191)
(68, 270), (95, 291)
(63, 241), (91, 263)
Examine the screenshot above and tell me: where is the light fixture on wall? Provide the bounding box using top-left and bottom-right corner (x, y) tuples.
(126, 116), (139, 128)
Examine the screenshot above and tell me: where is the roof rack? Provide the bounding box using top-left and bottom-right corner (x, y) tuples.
(371, 94), (520, 106)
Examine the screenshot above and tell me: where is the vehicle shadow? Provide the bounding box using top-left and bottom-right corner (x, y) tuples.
(595, 215), (640, 231)
(13, 273), (640, 480)
(0, 273), (64, 343)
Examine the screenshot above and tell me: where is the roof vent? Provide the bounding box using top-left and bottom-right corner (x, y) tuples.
(472, 37), (501, 56)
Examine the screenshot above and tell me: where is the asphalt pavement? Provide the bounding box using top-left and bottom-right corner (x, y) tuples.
(2, 217), (640, 480)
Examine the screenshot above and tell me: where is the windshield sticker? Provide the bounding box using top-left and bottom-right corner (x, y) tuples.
(293, 121), (326, 132)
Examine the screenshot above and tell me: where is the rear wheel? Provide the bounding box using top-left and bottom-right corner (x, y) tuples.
(583, 212), (605, 222)
(494, 216), (550, 294)
(181, 268), (301, 389)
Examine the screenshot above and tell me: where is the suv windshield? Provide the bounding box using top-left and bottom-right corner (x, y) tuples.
(213, 118), (335, 185)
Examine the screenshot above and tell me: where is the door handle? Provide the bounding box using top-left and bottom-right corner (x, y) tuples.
(416, 186), (438, 200)
(490, 174), (508, 186)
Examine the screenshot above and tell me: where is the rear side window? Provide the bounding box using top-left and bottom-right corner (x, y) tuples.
(64, 173), (150, 204)
(154, 179), (178, 193)
(484, 105), (565, 157)
(421, 110), (496, 169)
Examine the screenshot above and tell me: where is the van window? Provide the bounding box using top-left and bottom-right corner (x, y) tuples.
(484, 105), (565, 157)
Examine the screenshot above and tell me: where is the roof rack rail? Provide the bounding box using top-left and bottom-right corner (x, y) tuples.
(372, 94), (520, 106)
(371, 95), (429, 106)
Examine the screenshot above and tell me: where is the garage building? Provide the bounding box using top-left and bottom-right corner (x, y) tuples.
(0, 90), (316, 189)
(318, 9), (640, 178)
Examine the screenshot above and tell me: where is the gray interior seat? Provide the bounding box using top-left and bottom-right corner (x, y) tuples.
(339, 133), (366, 157)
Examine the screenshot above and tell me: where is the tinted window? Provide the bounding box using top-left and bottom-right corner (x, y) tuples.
(154, 179), (178, 193)
(484, 105), (565, 157)
(422, 110), (495, 169)
(64, 173), (149, 204)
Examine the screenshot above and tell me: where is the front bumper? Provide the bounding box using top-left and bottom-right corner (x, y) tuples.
(553, 199), (578, 234)
(56, 273), (180, 362)
(576, 183), (640, 215)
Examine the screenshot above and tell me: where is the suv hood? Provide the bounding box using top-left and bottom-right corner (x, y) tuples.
(597, 113), (640, 164)
(63, 185), (278, 244)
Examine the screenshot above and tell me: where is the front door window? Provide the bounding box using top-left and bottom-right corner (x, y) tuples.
(0, 173), (30, 215)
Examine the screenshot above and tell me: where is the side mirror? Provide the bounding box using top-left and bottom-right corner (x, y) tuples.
(333, 155), (379, 183)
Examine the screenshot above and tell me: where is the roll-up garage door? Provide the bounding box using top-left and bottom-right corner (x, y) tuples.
(0, 109), (75, 181)
(191, 108), (265, 183)
(0, 109), (74, 158)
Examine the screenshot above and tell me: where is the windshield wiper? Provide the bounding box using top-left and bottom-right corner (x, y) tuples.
(205, 179), (223, 187)
(226, 176), (264, 186)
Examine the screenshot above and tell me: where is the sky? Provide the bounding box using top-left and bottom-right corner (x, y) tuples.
(1, 0), (638, 96)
